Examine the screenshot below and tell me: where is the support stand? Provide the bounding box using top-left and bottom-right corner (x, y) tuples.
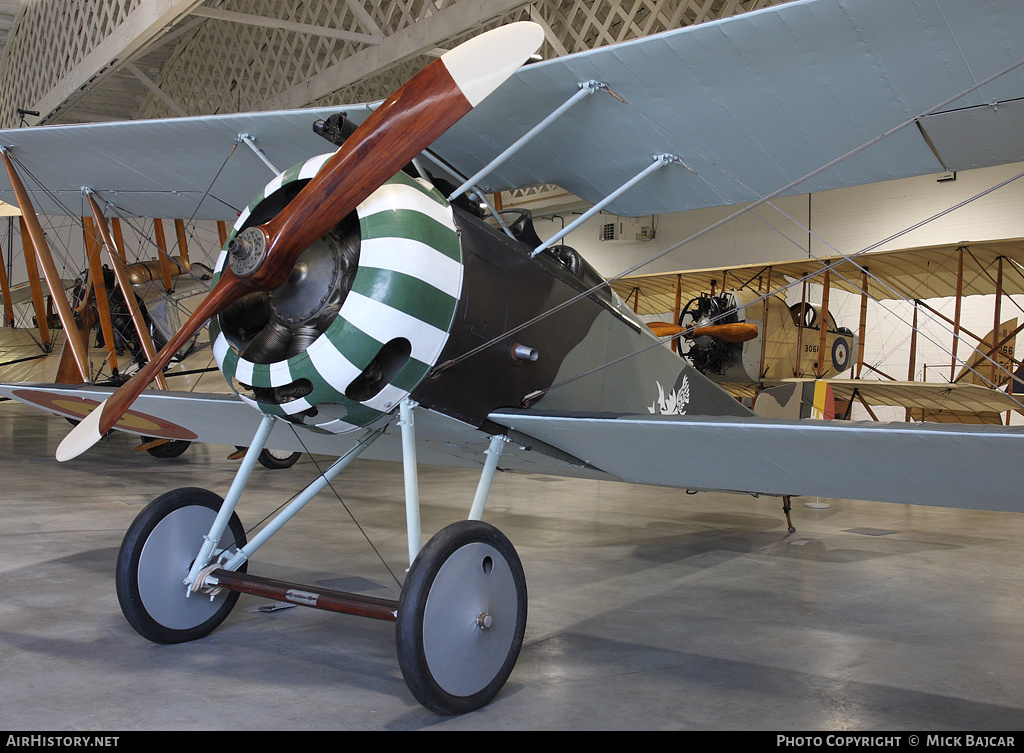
(782, 495), (796, 533)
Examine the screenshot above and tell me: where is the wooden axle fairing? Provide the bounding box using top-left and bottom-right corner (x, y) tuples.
(209, 568), (398, 622)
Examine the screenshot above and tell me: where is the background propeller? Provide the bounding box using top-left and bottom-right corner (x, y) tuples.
(56, 21), (544, 462)
(649, 321), (759, 343)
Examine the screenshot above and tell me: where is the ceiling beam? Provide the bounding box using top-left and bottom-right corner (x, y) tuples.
(343, 0), (384, 40)
(126, 62), (187, 117)
(189, 7), (382, 46)
(30, 0), (205, 125)
(261, 0), (531, 111)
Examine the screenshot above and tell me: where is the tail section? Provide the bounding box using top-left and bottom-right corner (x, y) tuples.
(754, 380), (835, 420)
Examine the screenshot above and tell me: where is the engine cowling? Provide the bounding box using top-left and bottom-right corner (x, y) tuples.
(209, 156), (463, 434)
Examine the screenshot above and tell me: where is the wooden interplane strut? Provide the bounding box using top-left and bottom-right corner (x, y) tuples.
(3, 151), (90, 380)
(85, 193), (169, 391)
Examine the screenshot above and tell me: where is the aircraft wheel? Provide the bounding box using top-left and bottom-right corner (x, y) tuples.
(258, 448), (301, 469)
(116, 487), (247, 644)
(144, 438), (191, 458)
(396, 520), (527, 715)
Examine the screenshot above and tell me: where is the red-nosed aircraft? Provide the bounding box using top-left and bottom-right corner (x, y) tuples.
(0, 0), (1023, 714)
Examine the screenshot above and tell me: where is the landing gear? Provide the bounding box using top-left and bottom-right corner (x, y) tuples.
(258, 448), (301, 469)
(232, 446), (302, 469)
(115, 487), (247, 644)
(396, 520), (527, 715)
(114, 410), (526, 715)
(143, 438), (191, 458)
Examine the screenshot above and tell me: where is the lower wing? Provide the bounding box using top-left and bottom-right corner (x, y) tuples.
(490, 409), (1024, 513)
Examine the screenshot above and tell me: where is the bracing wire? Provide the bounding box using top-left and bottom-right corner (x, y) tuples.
(435, 54), (1024, 408)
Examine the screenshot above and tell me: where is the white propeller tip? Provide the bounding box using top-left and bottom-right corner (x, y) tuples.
(56, 400), (106, 462)
(441, 21), (544, 107)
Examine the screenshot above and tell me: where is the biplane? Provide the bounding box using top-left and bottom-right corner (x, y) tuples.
(612, 238), (1024, 422)
(0, 0), (1023, 715)
(0, 209), (302, 465)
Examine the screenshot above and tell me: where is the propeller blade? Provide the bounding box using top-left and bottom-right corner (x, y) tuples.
(688, 323), (759, 343)
(649, 321), (760, 343)
(56, 21), (543, 462)
(647, 321), (684, 338)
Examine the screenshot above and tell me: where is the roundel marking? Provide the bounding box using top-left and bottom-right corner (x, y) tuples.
(832, 337), (850, 372)
(12, 389), (198, 440)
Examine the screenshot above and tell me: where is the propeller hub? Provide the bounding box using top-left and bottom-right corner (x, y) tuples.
(227, 227), (268, 276)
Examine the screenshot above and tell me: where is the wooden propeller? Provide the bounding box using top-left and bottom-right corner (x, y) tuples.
(56, 22), (544, 462)
(648, 321), (759, 343)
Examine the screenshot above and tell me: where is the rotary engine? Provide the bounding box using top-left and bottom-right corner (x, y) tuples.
(209, 155), (464, 435)
(676, 292), (741, 375)
(218, 217), (360, 406)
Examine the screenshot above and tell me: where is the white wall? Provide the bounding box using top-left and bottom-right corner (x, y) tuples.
(534, 161), (1024, 277)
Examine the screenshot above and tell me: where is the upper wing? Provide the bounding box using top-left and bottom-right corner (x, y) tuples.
(490, 408), (1024, 513)
(0, 107), (347, 220)
(0, 0), (1021, 221)
(432, 0), (1024, 216)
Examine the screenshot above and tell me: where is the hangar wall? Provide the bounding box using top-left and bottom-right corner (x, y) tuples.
(539, 161), (1024, 279)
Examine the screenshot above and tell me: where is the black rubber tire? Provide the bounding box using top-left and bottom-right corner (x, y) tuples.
(115, 487), (247, 644)
(144, 438), (191, 458)
(258, 448), (301, 469)
(396, 520), (527, 715)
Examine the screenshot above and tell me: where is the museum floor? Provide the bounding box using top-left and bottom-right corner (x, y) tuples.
(0, 400), (1022, 731)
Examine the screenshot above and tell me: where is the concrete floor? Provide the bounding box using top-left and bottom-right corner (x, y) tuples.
(1, 400), (1023, 731)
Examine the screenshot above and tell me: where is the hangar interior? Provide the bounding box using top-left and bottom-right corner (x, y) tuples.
(0, 0), (1022, 730)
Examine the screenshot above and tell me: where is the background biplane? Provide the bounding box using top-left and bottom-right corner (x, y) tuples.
(0, 0), (1022, 715)
(0, 208), (302, 465)
(612, 238), (1024, 423)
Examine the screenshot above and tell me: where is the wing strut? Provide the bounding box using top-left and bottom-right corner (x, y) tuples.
(236, 133), (281, 175)
(81, 216), (119, 375)
(533, 153), (687, 255)
(84, 191), (169, 390)
(0, 237), (13, 327)
(447, 79), (609, 202)
(1, 147), (91, 381)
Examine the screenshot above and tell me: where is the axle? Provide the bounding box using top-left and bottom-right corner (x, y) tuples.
(208, 568), (398, 622)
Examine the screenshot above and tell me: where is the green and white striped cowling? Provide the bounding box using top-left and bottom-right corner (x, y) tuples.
(208, 156), (463, 434)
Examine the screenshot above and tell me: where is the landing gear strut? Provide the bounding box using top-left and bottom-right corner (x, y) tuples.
(114, 405), (526, 715)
